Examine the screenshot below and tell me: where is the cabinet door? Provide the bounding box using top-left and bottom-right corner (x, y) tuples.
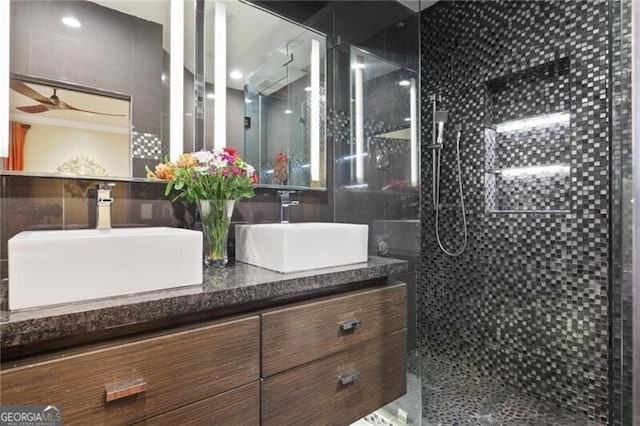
(262, 283), (406, 376)
(135, 382), (260, 426)
(262, 329), (407, 426)
(1, 316), (260, 425)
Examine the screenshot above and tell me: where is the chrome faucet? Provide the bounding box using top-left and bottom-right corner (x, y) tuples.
(96, 183), (115, 229)
(278, 190), (299, 224)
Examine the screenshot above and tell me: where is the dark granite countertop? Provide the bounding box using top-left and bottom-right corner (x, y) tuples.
(0, 256), (407, 349)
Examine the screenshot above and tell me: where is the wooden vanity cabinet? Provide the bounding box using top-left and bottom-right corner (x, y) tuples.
(0, 317), (261, 425)
(261, 283), (408, 425)
(0, 283), (407, 426)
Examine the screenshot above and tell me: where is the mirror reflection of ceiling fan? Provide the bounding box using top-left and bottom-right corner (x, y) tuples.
(10, 79), (126, 117)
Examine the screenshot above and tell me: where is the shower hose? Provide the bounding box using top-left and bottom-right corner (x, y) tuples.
(435, 129), (468, 256)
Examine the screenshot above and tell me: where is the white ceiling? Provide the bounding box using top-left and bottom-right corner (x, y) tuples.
(10, 81), (130, 130)
(204, 1), (319, 91)
(92, 0), (171, 50)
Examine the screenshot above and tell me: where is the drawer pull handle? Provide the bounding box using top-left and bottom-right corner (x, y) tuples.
(105, 379), (148, 402)
(339, 319), (362, 332)
(338, 371), (361, 386)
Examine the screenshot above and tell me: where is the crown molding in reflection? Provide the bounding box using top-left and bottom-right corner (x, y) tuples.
(9, 112), (129, 135)
(395, 0), (438, 12)
(375, 128), (411, 140)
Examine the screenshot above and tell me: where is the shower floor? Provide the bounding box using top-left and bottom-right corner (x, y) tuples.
(422, 353), (606, 426)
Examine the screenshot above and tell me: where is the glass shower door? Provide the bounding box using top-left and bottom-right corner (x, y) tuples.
(611, 0), (634, 424)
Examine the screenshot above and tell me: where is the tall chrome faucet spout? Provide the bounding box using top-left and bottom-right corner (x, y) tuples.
(278, 190), (299, 224)
(96, 183), (115, 229)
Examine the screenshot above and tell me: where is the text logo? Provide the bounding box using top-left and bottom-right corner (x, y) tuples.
(0, 405), (63, 426)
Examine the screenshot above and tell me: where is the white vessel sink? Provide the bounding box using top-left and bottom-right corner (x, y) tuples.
(235, 222), (368, 273)
(8, 227), (202, 310)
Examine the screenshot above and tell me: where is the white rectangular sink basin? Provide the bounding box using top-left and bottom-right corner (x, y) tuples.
(8, 227), (202, 310)
(235, 222), (368, 273)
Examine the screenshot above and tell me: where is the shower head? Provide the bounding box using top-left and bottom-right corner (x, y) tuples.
(435, 110), (449, 145)
(434, 110), (449, 124)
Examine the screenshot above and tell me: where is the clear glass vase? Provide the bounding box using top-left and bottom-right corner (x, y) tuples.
(196, 199), (236, 267)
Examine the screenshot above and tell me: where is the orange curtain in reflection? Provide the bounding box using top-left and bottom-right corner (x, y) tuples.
(3, 121), (29, 171)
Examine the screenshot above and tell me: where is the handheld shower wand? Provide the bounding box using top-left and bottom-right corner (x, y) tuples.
(427, 95), (467, 257)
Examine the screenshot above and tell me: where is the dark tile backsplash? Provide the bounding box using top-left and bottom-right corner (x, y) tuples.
(421, 0), (610, 422)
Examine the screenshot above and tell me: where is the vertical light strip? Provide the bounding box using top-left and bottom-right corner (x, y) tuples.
(354, 61), (364, 184)
(214, 0), (226, 149)
(310, 39), (320, 182)
(0, 0), (10, 157)
(410, 78), (418, 186)
(170, 0), (184, 161)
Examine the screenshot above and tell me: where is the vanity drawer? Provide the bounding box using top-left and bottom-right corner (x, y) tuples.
(1, 316), (260, 425)
(135, 382), (260, 426)
(262, 329), (407, 426)
(262, 283), (406, 375)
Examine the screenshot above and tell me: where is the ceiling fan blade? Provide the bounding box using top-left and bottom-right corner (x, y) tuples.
(16, 104), (50, 114)
(10, 80), (55, 105)
(60, 102), (127, 117)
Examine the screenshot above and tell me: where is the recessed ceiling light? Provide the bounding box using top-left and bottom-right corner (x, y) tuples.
(284, 109), (293, 114)
(62, 16), (81, 28)
(206, 92), (215, 99)
(304, 86), (312, 92)
(404, 117), (411, 122)
(245, 99), (252, 104)
(398, 80), (411, 87)
(161, 73), (166, 82)
(351, 63), (365, 70)
(230, 70), (243, 80)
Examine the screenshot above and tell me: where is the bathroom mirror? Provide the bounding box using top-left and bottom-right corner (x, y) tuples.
(4, 0), (174, 179)
(202, 0), (327, 189)
(348, 47), (418, 191)
(3, 0), (327, 187)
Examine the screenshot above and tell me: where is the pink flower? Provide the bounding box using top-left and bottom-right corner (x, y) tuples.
(223, 147), (237, 157)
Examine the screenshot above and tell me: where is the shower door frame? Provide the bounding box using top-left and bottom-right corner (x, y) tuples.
(632, 1), (639, 423)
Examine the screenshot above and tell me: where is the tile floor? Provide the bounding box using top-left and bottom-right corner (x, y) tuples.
(421, 353), (606, 426)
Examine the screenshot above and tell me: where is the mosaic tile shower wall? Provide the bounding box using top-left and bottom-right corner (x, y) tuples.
(420, 1), (610, 422)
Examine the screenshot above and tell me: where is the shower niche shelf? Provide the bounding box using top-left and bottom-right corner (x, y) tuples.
(484, 58), (571, 213)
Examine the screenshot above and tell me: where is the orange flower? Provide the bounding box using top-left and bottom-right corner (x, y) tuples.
(154, 162), (176, 180)
(176, 153), (197, 168)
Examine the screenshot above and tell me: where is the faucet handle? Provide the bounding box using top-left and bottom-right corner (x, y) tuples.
(96, 182), (116, 190)
(96, 183), (115, 204)
(278, 190), (298, 202)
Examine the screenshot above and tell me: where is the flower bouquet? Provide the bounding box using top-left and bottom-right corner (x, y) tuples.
(147, 147), (258, 267)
